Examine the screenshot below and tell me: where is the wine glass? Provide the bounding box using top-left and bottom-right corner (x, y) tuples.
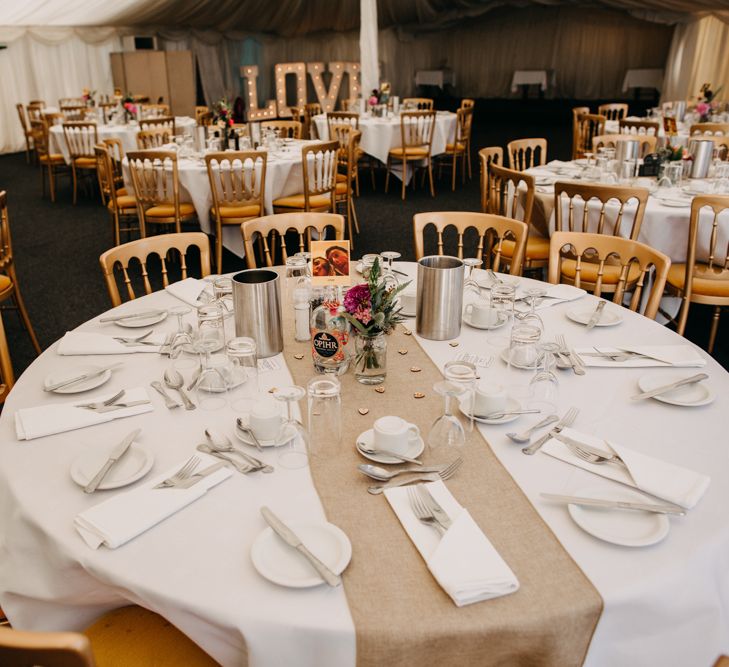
(428, 381), (467, 452)
(528, 342), (560, 412)
(444, 360), (478, 432)
(226, 337), (258, 412)
(273, 386), (309, 469)
(194, 339), (230, 411)
(168, 305), (197, 369)
(380, 251), (401, 288)
(463, 257), (483, 303)
(516, 286), (546, 334)
(487, 282), (516, 347)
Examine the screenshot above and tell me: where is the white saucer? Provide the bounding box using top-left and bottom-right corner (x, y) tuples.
(499, 348), (543, 370)
(44, 364), (112, 394)
(657, 197), (691, 208)
(235, 421), (298, 448)
(463, 310), (508, 330)
(251, 520), (352, 588)
(637, 372), (715, 407)
(355, 429), (425, 464)
(459, 396), (523, 424)
(566, 307), (623, 327)
(567, 485), (670, 547)
(70, 442), (153, 490)
(114, 311), (168, 328)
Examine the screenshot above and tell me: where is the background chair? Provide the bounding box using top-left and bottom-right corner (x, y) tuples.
(206, 151), (267, 272)
(99, 232), (211, 307)
(667, 195), (729, 353)
(261, 120), (302, 140)
(439, 107), (473, 189)
(619, 119), (660, 136)
(30, 120), (67, 202)
(597, 103), (628, 120)
(241, 212), (344, 268)
(689, 123), (729, 136)
(402, 98), (434, 110)
(136, 127), (173, 149)
(15, 104), (33, 163)
(329, 126), (361, 243)
(548, 231), (670, 320)
(479, 146), (504, 213)
(272, 141), (338, 214)
(139, 117), (176, 134)
(95, 145), (138, 247)
(413, 211), (527, 275)
(62, 122), (99, 204)
(571, 106), (590, 159)
(304, 103), (322, 139)
(574, 113), (606, 159)
(385, 110), (436, 200)
(328, 112), (366, 194)
(0, 311), (15, 404)
(506, 138), (547, 171)
(592, 134), (657, 158)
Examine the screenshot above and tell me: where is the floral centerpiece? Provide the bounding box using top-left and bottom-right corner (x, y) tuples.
(121, 93), (137, 122)
(213, 97), (234, 141)
(82, 88), (96, 107)
(696, 83), (723, 122)
(342, 258), (409, 384)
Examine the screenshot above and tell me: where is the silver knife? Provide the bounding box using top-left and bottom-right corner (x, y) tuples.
(173, 462), (228, 489)
(260, 506), (341, 587)
(540, 493), (686, 515)
(44, 363), (123, 392)
(92, 400), (152, 413)
(99, 310), (166, 323)
(417, 484), (452, 529)
(585, 300), (606, 331)
(631, 373), (709, 400)
(84, 428), (141, 493)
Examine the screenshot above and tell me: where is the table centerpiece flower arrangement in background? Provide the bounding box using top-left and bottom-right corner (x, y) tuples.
(696, 83), (723, 122)
(122, 93), (137, 123)
(213, 97), (234, 143)
(82, 88), (96, 107)
(343, 258), (409, 384)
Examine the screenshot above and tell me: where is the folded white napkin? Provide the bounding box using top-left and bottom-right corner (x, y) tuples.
(58, 331), (166, 355)
(74, 453), (232, 549)
(384, 481), (519, 606)
(15, 387), (153, 441)
(575, 345), (706, 368)
(165, 277), (211, 307)
(542, 427), (710, 509)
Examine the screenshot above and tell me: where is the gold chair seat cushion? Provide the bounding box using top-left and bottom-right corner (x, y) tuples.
(117, 187), (128, 196)
(355, 147), (365, 159)
(559, 257), (643, 284)
(73, 156), (97, 168)
(40, 154), (65, 164)
(445, 141), (467, 153)
(84, 606), (219, 666)
(109, 195), (137, 211)
(335, 182), (349, 195)
(336, 173), (347, 182)
(388, 146), (430, 158)
(213, 204), (262, 220)
(499, 236), (550, 260)
(0, 275), (13, 294)
(272, 193), (332, 209)
(145, 203), (196, 218)
(666, 264), (729, 297)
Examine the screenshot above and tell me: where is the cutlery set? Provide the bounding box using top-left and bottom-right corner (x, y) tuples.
(76, 389), (151, 413)
(407, 484), (453, 536)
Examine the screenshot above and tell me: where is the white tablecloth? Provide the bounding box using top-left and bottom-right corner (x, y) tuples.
(510, 70), (551, 92)
(622, 68), (664, 92)
(1, 267), (728, 667)
(50, 117), (197, 164)
(414, 69), (456, 89)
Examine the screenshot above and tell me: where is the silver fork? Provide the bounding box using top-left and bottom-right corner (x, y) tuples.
(153, 456), (201, 489)
(522, 406), (579, 455)
(557, 436), (627, 469)
(76, 389), (125, 410)
(113, 331), (154, 345)
(557, 334), (586, 376)
(407, 486), (445, 535)
(367, 458), (463, 495)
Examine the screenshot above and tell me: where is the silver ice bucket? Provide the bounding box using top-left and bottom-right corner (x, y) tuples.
(232, 269), (283, 358)
(689, 139), (714, 179)
(674, 100), (687, 123)
(615, 139), (640, 165)
(416, 256), (464, 340)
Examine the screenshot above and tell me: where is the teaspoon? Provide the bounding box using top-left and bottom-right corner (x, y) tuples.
(204, 428), (274, 473)
(358, 463), (445, 481)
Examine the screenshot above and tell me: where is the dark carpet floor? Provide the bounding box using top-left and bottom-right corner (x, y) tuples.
(1, 96), (726, 380)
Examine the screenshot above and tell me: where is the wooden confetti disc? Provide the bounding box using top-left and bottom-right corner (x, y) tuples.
(358, 407), (370, 415)
(410, 366), (421, 373)
(374, 387), (385, 393)
(398, 349), (408, 355)
(413, 392), (425, 399)
(403, 329), (413, 336)
(293, 353), (304, 360)
(268, 387), (277, 393)
(449, 341), (460, 347)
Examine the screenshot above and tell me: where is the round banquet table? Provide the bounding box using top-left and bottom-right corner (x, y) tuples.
(0, 264), (728, 667)
(604, 118), (689, 148)
(49, 116), (197, 164)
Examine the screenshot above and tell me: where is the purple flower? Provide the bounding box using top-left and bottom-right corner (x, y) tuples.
(344, 284), (371, 314)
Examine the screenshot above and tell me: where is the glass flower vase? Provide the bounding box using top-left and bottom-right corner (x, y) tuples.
(354, 331), (387, 385)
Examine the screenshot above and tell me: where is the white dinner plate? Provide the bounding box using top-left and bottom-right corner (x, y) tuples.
(499, 348), (543, 370)
(535, 176), (553, 186)
(459, 395), (523, 424)
(463, 310), (508, 330)
(637, 372), (716, 407)
(70, 442), (153, 490)
(656, 197), (692, 208)
(114, 311), (168, 328)
(355, 429), (425, 464)
(234, 421), (297, 448)
(566, 307), (623, 327)
(44, 364), (112, 394)
(567, 485), (670, 547)
(251, 520), (352, 588)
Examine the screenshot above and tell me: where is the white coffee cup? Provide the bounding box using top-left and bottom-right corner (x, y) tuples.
(474, 384), (507, 417)
(399, 291), (417, 316)
(248, 400), (282, 441)
(464, 301), (502, 327)
(373, 416), (420, 454)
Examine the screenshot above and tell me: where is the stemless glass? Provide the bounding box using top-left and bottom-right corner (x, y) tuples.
(516, 285), (546, 334)
(273, 386), (309, 469)
(507, 323), (542, 371)
(194, 339), (230, 410)
(487, 282), (517, 347)
(197, 303), (225, 351)
(463, 257), (483, 303)
(307, 376), (342, 460)
(428, 381), (467, 452)
(284, 256), (310, 311)
(380, 251), (401, 288)
(226, 337), (258, 412)
(528, 342), (560, 412)
(169, 305), (198, 370)
(444, 359), (478, 431)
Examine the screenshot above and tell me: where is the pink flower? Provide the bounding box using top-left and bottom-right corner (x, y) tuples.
(368, 96), (379, 106)
(696, 102), (710, 115)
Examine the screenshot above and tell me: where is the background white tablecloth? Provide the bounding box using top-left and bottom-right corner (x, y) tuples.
(622, 68), (664, 92)
(414, 69), (456, 89)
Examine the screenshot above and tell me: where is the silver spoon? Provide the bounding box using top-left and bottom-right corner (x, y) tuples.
(358, 463), (446, 481)
(196, 444), (254, 474)
(204, 428), (274, 473)
(163, 369), (196, 410)
(506, 414), (559, 444)
(357, 443), (422, 465)
(235, 418), (264, 452)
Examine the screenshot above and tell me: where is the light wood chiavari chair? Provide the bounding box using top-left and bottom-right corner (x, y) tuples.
(619, 119), (659, 136)
(402, 98), (434, 111)
(102, 138), (126, 192)
(42, 112), (64, 127)
(98, 102), (116, 123)
(30, 120), (68, 202)
(15, 105), (33, 163)
(205, 151), (267, 272)
(0, 191), (42, 354)
(62, 122), (98, 204)
(58, 98), (84, 108)
(710, 135), (729, 160)
(331, 127), (362, 244)
(197, 111), (214, 126)
(439, 107), (473, 189)
(261, 120), (302, 140)
(304, 103), (322, 139)
(597, 103), (628, 121)
(194, 106), (209, 124)
(0, 309), (15, 405)
(28, 100), (45, 108)
(479, 146), (504, 213)
(340, 98), (358, 112)
(137, 127), (173, 149)
(126, 151), (196, 236)
(100, 232), (210, 307)
(141, 103), (170, 117)
(413, 211), (527, 275)
(548, 231), (670, 320)
(460, 99), (475, 110)
(689, 123), (729, 136)
(26, 104), (44, 122)
(328, 111), (366, 193)
(666, 195), (729, 353)
(241, 213), (344, 269)
(571, 106), (590, 159)
(507, 138), (547, 171)
(385, 110), (437, 200)
(273, 141), (339, 214)
(139, 117), (176, 134)
(592, 134), (657, 158)
(574, 113), (606, 159)
(60, 106), (87, 121)
(487, 162), (544, 272)
(95, 145), (138, 246)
